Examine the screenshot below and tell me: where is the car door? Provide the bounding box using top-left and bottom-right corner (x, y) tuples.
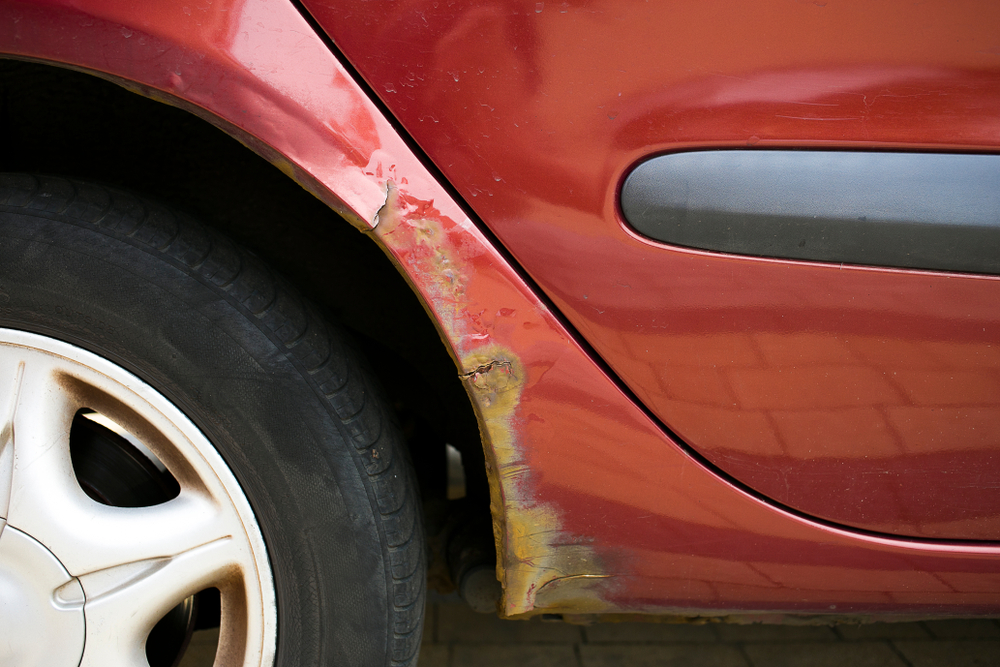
(304, 0), (1000, 539)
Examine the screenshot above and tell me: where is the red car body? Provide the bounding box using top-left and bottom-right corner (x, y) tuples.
(3, 0), (1000, 620)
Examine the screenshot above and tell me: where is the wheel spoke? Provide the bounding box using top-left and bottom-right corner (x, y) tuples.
(43, 493), (234, 576)
(4, 353), (236, 576)
(78, 537), (239, 667)
(3, 353), (79, 530)
(0, 331), (275, 667)
(0, 359), (20, 519)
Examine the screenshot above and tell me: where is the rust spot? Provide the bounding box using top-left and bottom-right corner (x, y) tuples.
(373, 178), (613, 617)
(460, 348), (608, 617)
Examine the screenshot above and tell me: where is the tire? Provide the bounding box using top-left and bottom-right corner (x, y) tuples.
(0, 174), (425, 667)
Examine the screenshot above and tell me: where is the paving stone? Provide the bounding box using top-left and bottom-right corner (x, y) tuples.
(173, 600), (1000, 667)
(894, 640), (1000, 667)
(437, 603), (583, 643)
(453, 644), (578, 667)
(715, 623), (840, 643)
(417, 644), (450, 667)
(584, 621), (718, 643)
(580, 644), (748, 667)
(923, 619), (1000, 639)
(742, 642), (906, 667)
(836, 622), (930, 641)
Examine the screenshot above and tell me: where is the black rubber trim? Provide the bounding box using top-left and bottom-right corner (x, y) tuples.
(621, 150), (1000, 274)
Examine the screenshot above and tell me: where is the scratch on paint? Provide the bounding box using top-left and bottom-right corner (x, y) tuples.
(460, 359), (513, 379)
(536, 574), (612, 594)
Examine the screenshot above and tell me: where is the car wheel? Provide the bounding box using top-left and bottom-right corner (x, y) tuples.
(0, 174), (425, 667)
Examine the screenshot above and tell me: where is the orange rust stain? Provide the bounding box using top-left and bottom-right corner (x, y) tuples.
(460, 345), (607, 617)
(372, 179), (611, 617)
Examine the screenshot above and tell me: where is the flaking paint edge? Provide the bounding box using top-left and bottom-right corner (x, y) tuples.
(367, 184), (612, 616)
(460, 351), (610, 616)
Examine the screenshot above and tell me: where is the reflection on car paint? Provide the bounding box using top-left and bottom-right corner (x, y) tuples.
(4, 0), (1000, 620)
(372, 180), (609, 615)
(307, 0), (1000, 540)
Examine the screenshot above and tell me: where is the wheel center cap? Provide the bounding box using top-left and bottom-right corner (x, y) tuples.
(0, 520), (86, 667)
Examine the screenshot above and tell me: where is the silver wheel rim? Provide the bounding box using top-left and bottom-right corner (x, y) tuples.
(0, 328), (276, 667)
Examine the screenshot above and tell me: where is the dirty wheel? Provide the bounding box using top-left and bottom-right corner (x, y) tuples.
(0, 174), (425, 667)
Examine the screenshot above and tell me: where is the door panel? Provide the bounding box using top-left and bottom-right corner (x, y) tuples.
(305, 0), (1000, 539)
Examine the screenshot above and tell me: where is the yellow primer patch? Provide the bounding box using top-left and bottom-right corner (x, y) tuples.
(375, 181), (612, 617)
(93, 70), (618, 615)
(461, 348), (609, 617)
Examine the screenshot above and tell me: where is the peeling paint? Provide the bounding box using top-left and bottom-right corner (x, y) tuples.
(459, 359), (513, 379)
(372, 180), (395, 229)
(9, 0), (1000, 627)
(370, 182), (472, 348)
(457, 318), (609, 617)
(370, 178), (613, 617)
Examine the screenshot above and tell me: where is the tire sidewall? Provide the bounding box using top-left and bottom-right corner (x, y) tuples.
(0, 198), (398, 666)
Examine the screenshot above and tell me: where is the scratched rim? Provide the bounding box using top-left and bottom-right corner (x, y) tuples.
(0, 328), (276, 667)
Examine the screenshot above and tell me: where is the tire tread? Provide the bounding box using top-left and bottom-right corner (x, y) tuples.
(0, 173), (426, 666)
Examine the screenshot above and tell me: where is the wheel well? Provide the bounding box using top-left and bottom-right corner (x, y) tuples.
(0, 58), (489, 517)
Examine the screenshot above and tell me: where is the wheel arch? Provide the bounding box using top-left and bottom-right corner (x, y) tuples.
(0, 8), (491, 516)
(0, 0), (623, 617)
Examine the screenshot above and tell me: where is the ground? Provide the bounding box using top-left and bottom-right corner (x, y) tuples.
(178, 594), (1000, 667)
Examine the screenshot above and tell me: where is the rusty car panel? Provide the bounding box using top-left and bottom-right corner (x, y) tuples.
(4, 0), (1000, 620)
(304, 0), (1000, 540)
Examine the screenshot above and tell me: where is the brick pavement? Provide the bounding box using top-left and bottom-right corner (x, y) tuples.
(416, 597), (1000, 667)
(177, 596), (1000, 666)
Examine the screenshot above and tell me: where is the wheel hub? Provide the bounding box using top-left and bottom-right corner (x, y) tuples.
(0, 520), (86, 667)
(0, 329), (276, 667)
